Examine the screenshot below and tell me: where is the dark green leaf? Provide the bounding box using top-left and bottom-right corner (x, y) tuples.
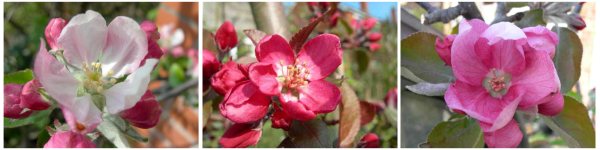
(354, 50), (370, 75)
(36, 128), (50, 148)
(4, 108), (52, 129)
(256, 121), (285, 147)
(506, 2), (528, 9)
(339, 83), (361, 147)
(282, 119), (336, 148)
(542, 96), (595, 148)
(426, 115), (484, 148)
(515, 9), (546, 28)
(4, 69), (34, 84)
(401, 32), (454, 83)
(552, 27), (583, 93)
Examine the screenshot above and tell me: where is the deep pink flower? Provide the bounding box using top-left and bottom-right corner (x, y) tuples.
(211, 61), (249, 96)
(220, 81), (270, 123)
(248, 34), (342, 121)
(358, 133), (380, 148)
(219, 123), (262, 148)
(435, 35), (456, 66)
(215, 21), (238, 52)
(34, 10), (158, 133)
(444, 19), (562, 147)
(45, 18), (66, 50)
(522, 26), (558, 58)
(367, 32), (382, 42)
(120, 90), (162, 129)
(360, 17), (378, 31)
(369, 43), (381, 52)
(4, 84), (32, 119)
(20, 79), (50, 110)
(203, 50), (220, 91)
(140, 21), (164, 64)
(44, 131), (96, 148)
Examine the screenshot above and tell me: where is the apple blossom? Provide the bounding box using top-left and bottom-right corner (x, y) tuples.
(44, 131), (96, 148)
(367, 32), (382, 42)
(140, 21), (164, 61)
(211, 61), (250, 96)
(203, 50), (220, 91)
(215, 21), (238, 52)
(361, 17), (377, 31)
(45, 18), (66, 50)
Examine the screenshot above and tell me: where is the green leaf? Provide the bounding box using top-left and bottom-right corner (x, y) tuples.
(256, 121), (285, 147)
(515, 9), (546, 28)
(425, 115), (484, 148)
(4, 108), (52, 129)
(36, 128), (50, 148)
(168, 64), (186, 86)
(97, 114), (131, 148)
(4, 69), (34, 84)
(354, 50), (370, 75)
(552, 27), (583, 93)
(338, 83), (361, 147)
(281, 119), (336, 148)
(506, 2), (528, 9)
(401, 32), (454, 83)
(405, 82), (449, 96)
(542, 96), (595, 148)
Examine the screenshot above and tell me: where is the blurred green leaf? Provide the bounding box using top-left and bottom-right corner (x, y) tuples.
(256, 121), (285, 147)
(4, 69), (34, 84)
(281, 119), (336, 148)
(425, 115), (484, 148)
(506, 2), (528, 9)
(384, 107), (397, 128)
(354, 50), (370, 75)
(516, 9), (546, 28)
(401, 32), (454, 83)
(168, 64), (186, 86)
(339, 83), (361, 147)
(4, 108), (52, 129)
(542, 96), (595, 148)
(552, 27), (583, 93)
(36, 128), (50, 148)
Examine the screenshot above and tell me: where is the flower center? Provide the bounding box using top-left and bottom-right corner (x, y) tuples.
(81, 62), (117, 95)
(483, 68), (511, 98)
(280, 62), (310, 89)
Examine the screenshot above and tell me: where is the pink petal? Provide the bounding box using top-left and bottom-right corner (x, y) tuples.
(522, 26), (558, 57)
(297, 34), (342, 81)
(480, 22), (527, 45)
(104, 59), (158, 114)
(211, 61), (249, 95)
(367, 32), (382, 42)
(58, 10), (107, 67)
(120, 90), (162, 129)
(298, 80), (341, 113)
(220, 81), (271, 123)
(61, 95), (103, 134)
(4, 84), (32, 119)
(248, 62), (281, 96)
(359, 133), (381, 148)
(513, 51), (560, 108)
(360, 17), (378, 31)
(475, 22), (527, 76)
(20, 79), (50, 110)
(537, 93), (564, 116)
(101, 16), (148, 77)
(255, 34), (295, 67)
(279, 92), (317, 121)
(203, 50), (220, 91)
(368, 43), (381, 52)
(215, 21), (238, 52)
(451, 19), (490, 86)
(479, 119), (523, 148)
(44, 18), (66, 49)
(435, 35), (455, 66)
(271, 105), (292, 131)
(44, 131), (96, 148)
(219, 123), (262, 148)
(140, 21), (164, 63)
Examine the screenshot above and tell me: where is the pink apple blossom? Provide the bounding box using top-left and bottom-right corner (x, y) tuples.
(271, 105), (292, 130)
(443, 19), (562, 147)
(361, 17), (378, 31)
(44, 131), (96, 148)
(211, 61), (250, 96)
(34, 10), (158, 133)
(367, 32), (382, 42)
(140, 21), (164, 61)
(358, 133), (380, 148)
(215, 21), (238, 52)
(219, 123), (262, 148)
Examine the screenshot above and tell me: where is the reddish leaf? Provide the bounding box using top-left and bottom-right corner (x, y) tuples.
(339, 83), (361, 148)
(243, 29), (268, 46)
(289, 2), (338, 52)
(281, 119), (335, 148)
(360, 101), (379, 126)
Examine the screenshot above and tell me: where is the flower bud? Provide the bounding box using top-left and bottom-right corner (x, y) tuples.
(367, 32), (383, 42)
(44, 18), (66, 49)
(358, 133), (380, 148)
(20, 79), (50, 110)
(361, 17), (378, 31)
(368, 43), (381, 52)
(4, 84), (32, 119)
(215, 21), (238, 52)
(435, 35), (456, 66)
(44, 131), (96, 148)
(140, 21), (164, 63)
(120, 90), (162, 129)
(210, 61), (249, 95)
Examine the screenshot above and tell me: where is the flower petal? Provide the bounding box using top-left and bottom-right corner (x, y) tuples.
(104, 59), (158, 114)
(537, 93), (564, 116)
(61, 95), (103, 134)
(255, 34), (295, 67)
(44, 131), (96, 148)
(522, 26), (558, 57)
(474, 37), (526, 76)
(101, 16), (148, 77)
(45, 18), (67, 49)
(451, 19), (490, 86)
(120, 90), (162, 129)
(248, 62), (281, 96)
(298, 80), (341, 113)
(219, 123), (262, 148)
(220, 81), (271, 123)
(58, 10), (107, 67)
(297, 34), (342, 81)
(20, 79), (50, 110)
(513, 51), (560, 108)
(4, 84), (32, 119)
(479, 119), (523, 148)
(279, 92), (316, 121)
(271, 105), (292, 130)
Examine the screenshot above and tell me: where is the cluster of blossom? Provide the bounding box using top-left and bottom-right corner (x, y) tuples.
(4, 10), (163, 148)
(435, 19), (563, 147)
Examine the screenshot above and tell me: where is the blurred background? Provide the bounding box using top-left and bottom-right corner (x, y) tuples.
(203, 2), (398, 148)
(401, 2), (596, 148)
(4, 2), (199, 148)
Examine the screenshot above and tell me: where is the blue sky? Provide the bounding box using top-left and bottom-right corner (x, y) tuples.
(283, 2), (397, 20)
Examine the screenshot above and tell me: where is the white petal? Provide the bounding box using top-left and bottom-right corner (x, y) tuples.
(58, 10), (108, 67)
(61, 94), (103, 133)
(101, 16), (148, 77)
(104, 59), (158, 114)
(33, 39), (79, 107)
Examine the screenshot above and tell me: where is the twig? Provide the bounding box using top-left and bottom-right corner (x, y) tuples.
(492, 12), (525, 24)
(416, 2), (438, 13)
(419, 2), (484, 25)
(156, 78), (198, 101)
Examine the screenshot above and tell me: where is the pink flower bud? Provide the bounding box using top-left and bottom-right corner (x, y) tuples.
(120, 90), (162, 129)
(358, 133), (380, 148)
(44, 18), (66, 49)
(570, 14), (586, 31)
(203, 50), (220, 91)
(4, 84), (32, 119)
(435, 35), (455, 66)
(211, 61), (249, 95)
(361, 17), (378, 31)
(219, 123), (262, 148)
(215, 21), (238, 52)
(271, 106), (292, 130)
(20, 79), (50, 110)
(140, 21), (164, 64)
(367, 32), (383, 42)
(368, 43), (381, 52)
(44, 131), (96, 148)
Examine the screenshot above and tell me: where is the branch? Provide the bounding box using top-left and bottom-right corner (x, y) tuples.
(419, 2), (483, 25)
(156, 78), (198, 101)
